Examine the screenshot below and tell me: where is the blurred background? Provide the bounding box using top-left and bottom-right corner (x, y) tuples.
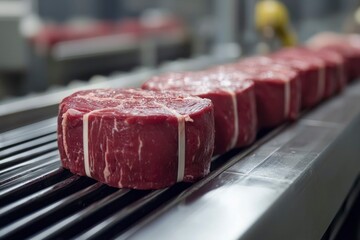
(0, 2), (360, 239)
(0, 0), (359, 100)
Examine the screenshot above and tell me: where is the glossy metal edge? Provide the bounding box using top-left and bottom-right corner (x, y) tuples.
(121, 81), (360, 240)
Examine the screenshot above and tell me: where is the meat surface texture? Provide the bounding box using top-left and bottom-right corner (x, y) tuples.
(58, 89), (215, 189)
(307, 32), (360, 81)
(273, 47), (344, 99)
(142, 71), (257, 154)
(212, 63), (301, 129)
(310, 49), (346, 95)
(57, 32), (359, 190)
(237, 55), (322, 109)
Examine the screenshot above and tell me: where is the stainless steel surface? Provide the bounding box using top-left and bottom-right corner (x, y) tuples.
(0, 69), (155, 132)
(0, 69), (154, 117)
(0, 81), (359, 239)
(119, 81), (360, 240)
(0, 54), (226, 116)
(0, 55), (226, 132)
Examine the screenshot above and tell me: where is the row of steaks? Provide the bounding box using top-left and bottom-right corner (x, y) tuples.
(58, 33), (360, 189)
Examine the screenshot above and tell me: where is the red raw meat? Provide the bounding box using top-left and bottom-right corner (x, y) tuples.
(272, 48), (330, 100)
(307, 32), (360, 81)
(211, 63), (301, 129)
(275, 47), (346, 98)
(238, 55), (321, 109)
(58, 89), (214, 189)
(319, 45), (359, 82)
(142, 71), (257, 154)
(312, 48), (347, 94)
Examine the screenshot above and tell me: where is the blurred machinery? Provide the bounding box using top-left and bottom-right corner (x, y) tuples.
(24, 6), (191, 92)
(0, 1), (27, 97)
(255, 0), (297, 53)
(0, 0), (359, 98)
(0, 1), (360, 239)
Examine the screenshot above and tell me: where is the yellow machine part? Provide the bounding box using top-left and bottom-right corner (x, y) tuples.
(255, 0), (297, 46)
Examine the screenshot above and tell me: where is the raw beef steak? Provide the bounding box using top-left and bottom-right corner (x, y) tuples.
(238, 55), (321, 108)
(272, 48), (328, 101)
(307, 32), (360, 81)
(58, 89), (215, 189)
(312, 48), (346, 94)
(273, 47), (343, 99)
(212, 63), (301, 129)
(142, 71), (257, 154)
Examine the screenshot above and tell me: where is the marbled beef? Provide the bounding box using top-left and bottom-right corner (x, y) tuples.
(273, 47), (344, 99)
(142, 71), (257, 154)
(58, 89), (214, 189)
(307, 32), (360, 81)
(238, 55), (321, 109)
(272, 48), (329, 101)
(212, 63), (301, 129)
(312, 48), (346, 94)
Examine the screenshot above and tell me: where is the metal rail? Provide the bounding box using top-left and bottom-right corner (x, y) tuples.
(0, 81), (359, 240)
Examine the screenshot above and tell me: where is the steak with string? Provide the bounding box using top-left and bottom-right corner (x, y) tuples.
(211, 64), (301, 129)
(58, 89), (214, 189)
(273, 47), (342, 99)
(142, 71), (257, 154)
(237, 55), (322, 109)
